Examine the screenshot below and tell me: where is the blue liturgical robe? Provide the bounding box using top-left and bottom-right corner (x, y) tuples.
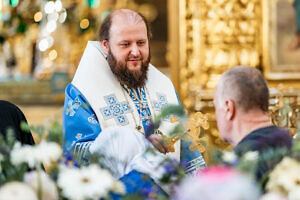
(62, 41), (206, 196)
(63, 84), (206, 171)
(63, 84), (206, 196)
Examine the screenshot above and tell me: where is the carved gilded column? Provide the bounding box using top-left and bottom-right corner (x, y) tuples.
(167, 0), (180, 96)
(175, 0), (261, 110)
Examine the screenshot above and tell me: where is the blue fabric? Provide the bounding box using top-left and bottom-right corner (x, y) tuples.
(120, 170), (168, 198)
(63, 84), (101, 160)
(107, 170), (167, 199)
(180, 140), (206, 173)
(174, 88), (207, 172)
(122, 86), (154, 136)
(63, 83), (206, 170)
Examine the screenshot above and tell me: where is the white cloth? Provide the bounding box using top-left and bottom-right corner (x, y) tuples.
(89, 126), (166, 181)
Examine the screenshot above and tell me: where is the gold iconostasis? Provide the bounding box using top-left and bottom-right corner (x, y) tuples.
(1, 0), (300, 154)
(169, 0), (300, 153)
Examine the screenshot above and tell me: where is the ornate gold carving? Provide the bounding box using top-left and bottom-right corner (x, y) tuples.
(179, 0), (261, 110)
(187, 86), (300, 154)
(269, 86), (300, 136)
(171, 0), (300, 156)
(186, 112), (209, 153)
(175, 0), (263, 153)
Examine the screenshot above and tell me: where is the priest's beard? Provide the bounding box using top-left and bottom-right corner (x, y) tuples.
(107, 48), (150, 89)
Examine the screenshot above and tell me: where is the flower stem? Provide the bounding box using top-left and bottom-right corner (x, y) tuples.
(37, 164), (42, 200)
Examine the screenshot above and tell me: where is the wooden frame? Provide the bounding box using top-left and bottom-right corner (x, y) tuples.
(263, 0), (300, 80)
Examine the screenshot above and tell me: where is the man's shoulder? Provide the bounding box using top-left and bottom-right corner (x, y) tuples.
(149, 64), (167, 75)
(235, 126), (292, 155)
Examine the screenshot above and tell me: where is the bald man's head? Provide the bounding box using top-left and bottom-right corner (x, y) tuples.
(215, 66), (269, 113)
(98, 9), (152, 42)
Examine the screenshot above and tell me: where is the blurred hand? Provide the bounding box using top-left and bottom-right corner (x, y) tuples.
(147, 134), (170, 154)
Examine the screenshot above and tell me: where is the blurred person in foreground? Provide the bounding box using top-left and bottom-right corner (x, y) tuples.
(62, 9), (205, 196)
(0, 100), (37, 179)
(0, 100), (34, 145)
(213, 66), (292, 180)
(173, 166), (260, 200)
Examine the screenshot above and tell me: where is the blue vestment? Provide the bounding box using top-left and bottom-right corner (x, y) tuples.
(62, 41), (206, 195)
(63, 84), (206, 172)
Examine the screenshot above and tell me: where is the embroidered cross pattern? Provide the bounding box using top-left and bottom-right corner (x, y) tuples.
(88, 114), (98, 124)
(125, 87), (152, 121)
(153, 93), (171, 121)
(75, 133), (82, 140)
(153, 93), (168, 111)
(140, 107), (151, 120)
(100, 94), (131, 126)
(65, 97), (82, 117)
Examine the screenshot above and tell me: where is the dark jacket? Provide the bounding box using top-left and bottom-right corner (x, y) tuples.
(0, 100), (35, 145)
(234, 125), (292, 180)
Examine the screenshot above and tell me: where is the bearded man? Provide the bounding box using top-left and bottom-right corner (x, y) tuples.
(63, 9), (205, 181)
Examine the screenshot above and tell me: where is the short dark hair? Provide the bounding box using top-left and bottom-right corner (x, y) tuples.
(219, 66), (269, 112)
(98, 9), (152, 41)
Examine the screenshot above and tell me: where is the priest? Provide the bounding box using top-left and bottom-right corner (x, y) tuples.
(62, 9), (205, 190)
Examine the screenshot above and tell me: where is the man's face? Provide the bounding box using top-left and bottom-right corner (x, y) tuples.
(104, 15), (150, 88)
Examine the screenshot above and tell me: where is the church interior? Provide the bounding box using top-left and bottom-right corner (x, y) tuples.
(1, 0), (300, 199)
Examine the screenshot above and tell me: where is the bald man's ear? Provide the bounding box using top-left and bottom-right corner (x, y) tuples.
(225, 99), (235, 120)
(101, 40), (109, 55)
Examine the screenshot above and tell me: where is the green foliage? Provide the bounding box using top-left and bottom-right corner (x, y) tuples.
(154, 105), (185, 124)
(122, 194), (145, 200)
(0, 119), (64, 186)
(20, 121), (31, 133)
(159, 165), (185, 185)
(29, 124), (45, 138)
(152, 105), (187, 139)
(169, 124), (185, 138)
(47, 121), (63, 144)
(1, 116), (187, 199)
(0, 131), (29, 185)
(21, 119), (63, 145)
(278, 99), (292, 127)
(9, 0), (19, 7)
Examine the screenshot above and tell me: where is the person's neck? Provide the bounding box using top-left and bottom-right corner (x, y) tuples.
(232, 110), (272, 146)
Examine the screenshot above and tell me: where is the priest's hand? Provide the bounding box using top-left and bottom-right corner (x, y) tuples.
(147, 134), (170, 154)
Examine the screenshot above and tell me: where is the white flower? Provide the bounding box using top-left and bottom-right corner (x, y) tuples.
(222, 151), (237, 163)
(35, 141), (62, 166)
(260, 192), (287, 200)
(58, 164), (117, 200)
(10, 141), (62, 168)
(111, 181), (126, 195)
(11, 142), (36, 167)
(0, 181), (38, 200)
(267, 157), (300, 195)
(288, 187), (300, 200)
(24, 171), (58, 200)
(243, 151), (258, 161)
